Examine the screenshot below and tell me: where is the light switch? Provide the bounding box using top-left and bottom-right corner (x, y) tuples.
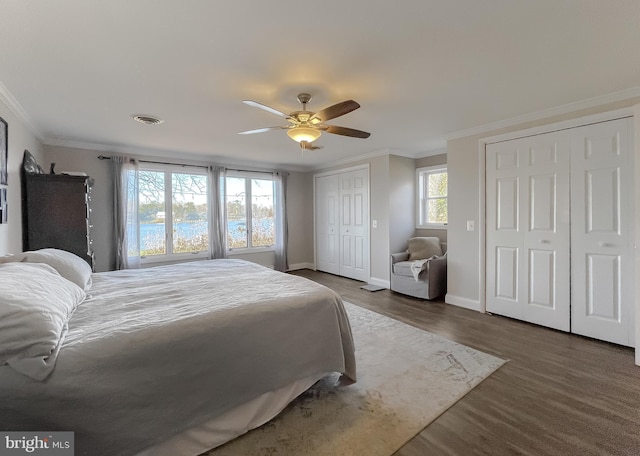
(466, 220), (475, 231)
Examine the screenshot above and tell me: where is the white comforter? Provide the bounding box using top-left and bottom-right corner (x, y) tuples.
(0, 259), (356, 456)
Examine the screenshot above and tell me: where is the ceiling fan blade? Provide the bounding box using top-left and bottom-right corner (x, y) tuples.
(242, 100), (289, 118)
(322, 125), (371, 139)
(310, 100), (360, 123)
(238, 126), (284, 135)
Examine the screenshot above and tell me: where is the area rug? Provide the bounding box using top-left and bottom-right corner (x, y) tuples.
(210, 302), (506, 456)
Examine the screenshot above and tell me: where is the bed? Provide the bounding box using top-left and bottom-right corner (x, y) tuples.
(0, 250), (356, 456)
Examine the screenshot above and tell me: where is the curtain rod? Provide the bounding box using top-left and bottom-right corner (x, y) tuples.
(98, 155), (276, 174)
(97, 155), (207, 169)
(225, 168), (274, 175)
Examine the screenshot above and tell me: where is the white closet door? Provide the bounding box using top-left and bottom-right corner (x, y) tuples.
(486, 131), (571, 331)
(570, 118), (634, 347)
(339, 168), (369, 281)
(315, 174), (340, 275)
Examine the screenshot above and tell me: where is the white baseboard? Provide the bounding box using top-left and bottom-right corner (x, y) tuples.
(445, 294), (483, 312)
(368, 277), (390, 289)
(287, 262), (315, 271)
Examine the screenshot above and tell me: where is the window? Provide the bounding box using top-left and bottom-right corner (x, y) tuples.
(416, 165), (448, 228)
(224, 172), (275, 250)
(137, 165), (209, 262)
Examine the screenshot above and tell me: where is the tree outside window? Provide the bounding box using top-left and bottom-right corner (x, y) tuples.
(225, 174), (275, 249)
(417, 165), (448, 228)
(136, 168), (209, 259)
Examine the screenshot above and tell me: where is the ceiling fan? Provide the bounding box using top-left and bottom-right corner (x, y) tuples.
(238, 93), (370, 151)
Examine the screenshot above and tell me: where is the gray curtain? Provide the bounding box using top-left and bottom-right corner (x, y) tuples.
(273, 170), (289, 272)
(112, 156), (140, 269)
(208, 165), (227, 259)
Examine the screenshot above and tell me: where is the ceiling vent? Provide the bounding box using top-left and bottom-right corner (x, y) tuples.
(132, 114), (164, 125)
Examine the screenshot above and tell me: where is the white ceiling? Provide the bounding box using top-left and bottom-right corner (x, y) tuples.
(1, 1), (639, 170)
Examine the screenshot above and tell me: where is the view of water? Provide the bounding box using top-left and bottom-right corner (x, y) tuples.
(140, 221), (208, 250)
(140, 220), (273, 250)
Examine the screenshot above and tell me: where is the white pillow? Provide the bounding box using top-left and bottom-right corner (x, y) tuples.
(0, 262), (85, 380)
(4, 248), (92, 290)
(407, 237), (442, 260)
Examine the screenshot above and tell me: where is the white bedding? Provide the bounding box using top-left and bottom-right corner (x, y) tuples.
(0, 259), (356, 456)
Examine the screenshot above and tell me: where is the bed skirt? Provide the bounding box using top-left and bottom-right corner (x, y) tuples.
(136, 373), (324, 455)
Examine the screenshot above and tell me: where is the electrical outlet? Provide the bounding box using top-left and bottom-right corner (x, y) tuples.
(372, 220), (378, 228)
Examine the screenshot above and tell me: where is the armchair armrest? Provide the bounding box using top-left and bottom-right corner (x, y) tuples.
(424, 255), (447, 276)
(391, 252), (409, 264)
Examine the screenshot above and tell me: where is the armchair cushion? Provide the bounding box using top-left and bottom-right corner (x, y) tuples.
(393, 261), (415, 277)
(407, 237), (442, 260)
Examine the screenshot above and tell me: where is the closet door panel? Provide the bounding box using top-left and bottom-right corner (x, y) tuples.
(522, 133), (571, 331)
(495, 246), (519, 302)
(586, 168), (620, 233)
(587, 253), (620, 319)
(487, 132), (570, 331)
(570, 118), (633, 346)
(528, 248), (555, 308)
(339, 169), (369, 281)
(315, 174), (340, 274)
(487, 142), (525, 320)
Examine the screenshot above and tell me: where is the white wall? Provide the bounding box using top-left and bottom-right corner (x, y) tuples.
(446, 135), (484, 310)
(369, 155), (390, 284)
(388, 155), (416, 257)
(0, 100), (44, 255)
(286, 170), (314, 269)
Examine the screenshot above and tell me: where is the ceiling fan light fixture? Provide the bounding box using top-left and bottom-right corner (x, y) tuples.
(287, 126), (321, 143)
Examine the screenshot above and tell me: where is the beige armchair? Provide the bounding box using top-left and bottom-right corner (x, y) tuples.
(390, 237), (447, 300)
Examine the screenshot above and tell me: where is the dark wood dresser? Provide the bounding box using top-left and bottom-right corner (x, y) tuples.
(21, 173), (95, 269)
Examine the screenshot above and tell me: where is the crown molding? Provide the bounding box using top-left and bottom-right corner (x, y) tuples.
(47, 136), (442, 173)
(310, 148), (393, 171)
(309, 145), (450, 171)
(45, 137), (119, 152)
(45, 137), (310, 173)
(0, 80), (45, 142)
(445, 86), (640, 142)
(387, 150), (418, 159)
(414, 148), (447, 158)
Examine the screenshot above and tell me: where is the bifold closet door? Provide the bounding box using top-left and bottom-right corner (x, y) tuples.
(486, 131), (571, 331)
(338, 168), (369, 282)
(315, 168), (370, 282)
(315, 174), (340, 275)
(570, 118), (634, 347)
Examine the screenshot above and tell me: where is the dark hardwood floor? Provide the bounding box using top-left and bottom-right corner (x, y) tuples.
(290, 269), (640, 456)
